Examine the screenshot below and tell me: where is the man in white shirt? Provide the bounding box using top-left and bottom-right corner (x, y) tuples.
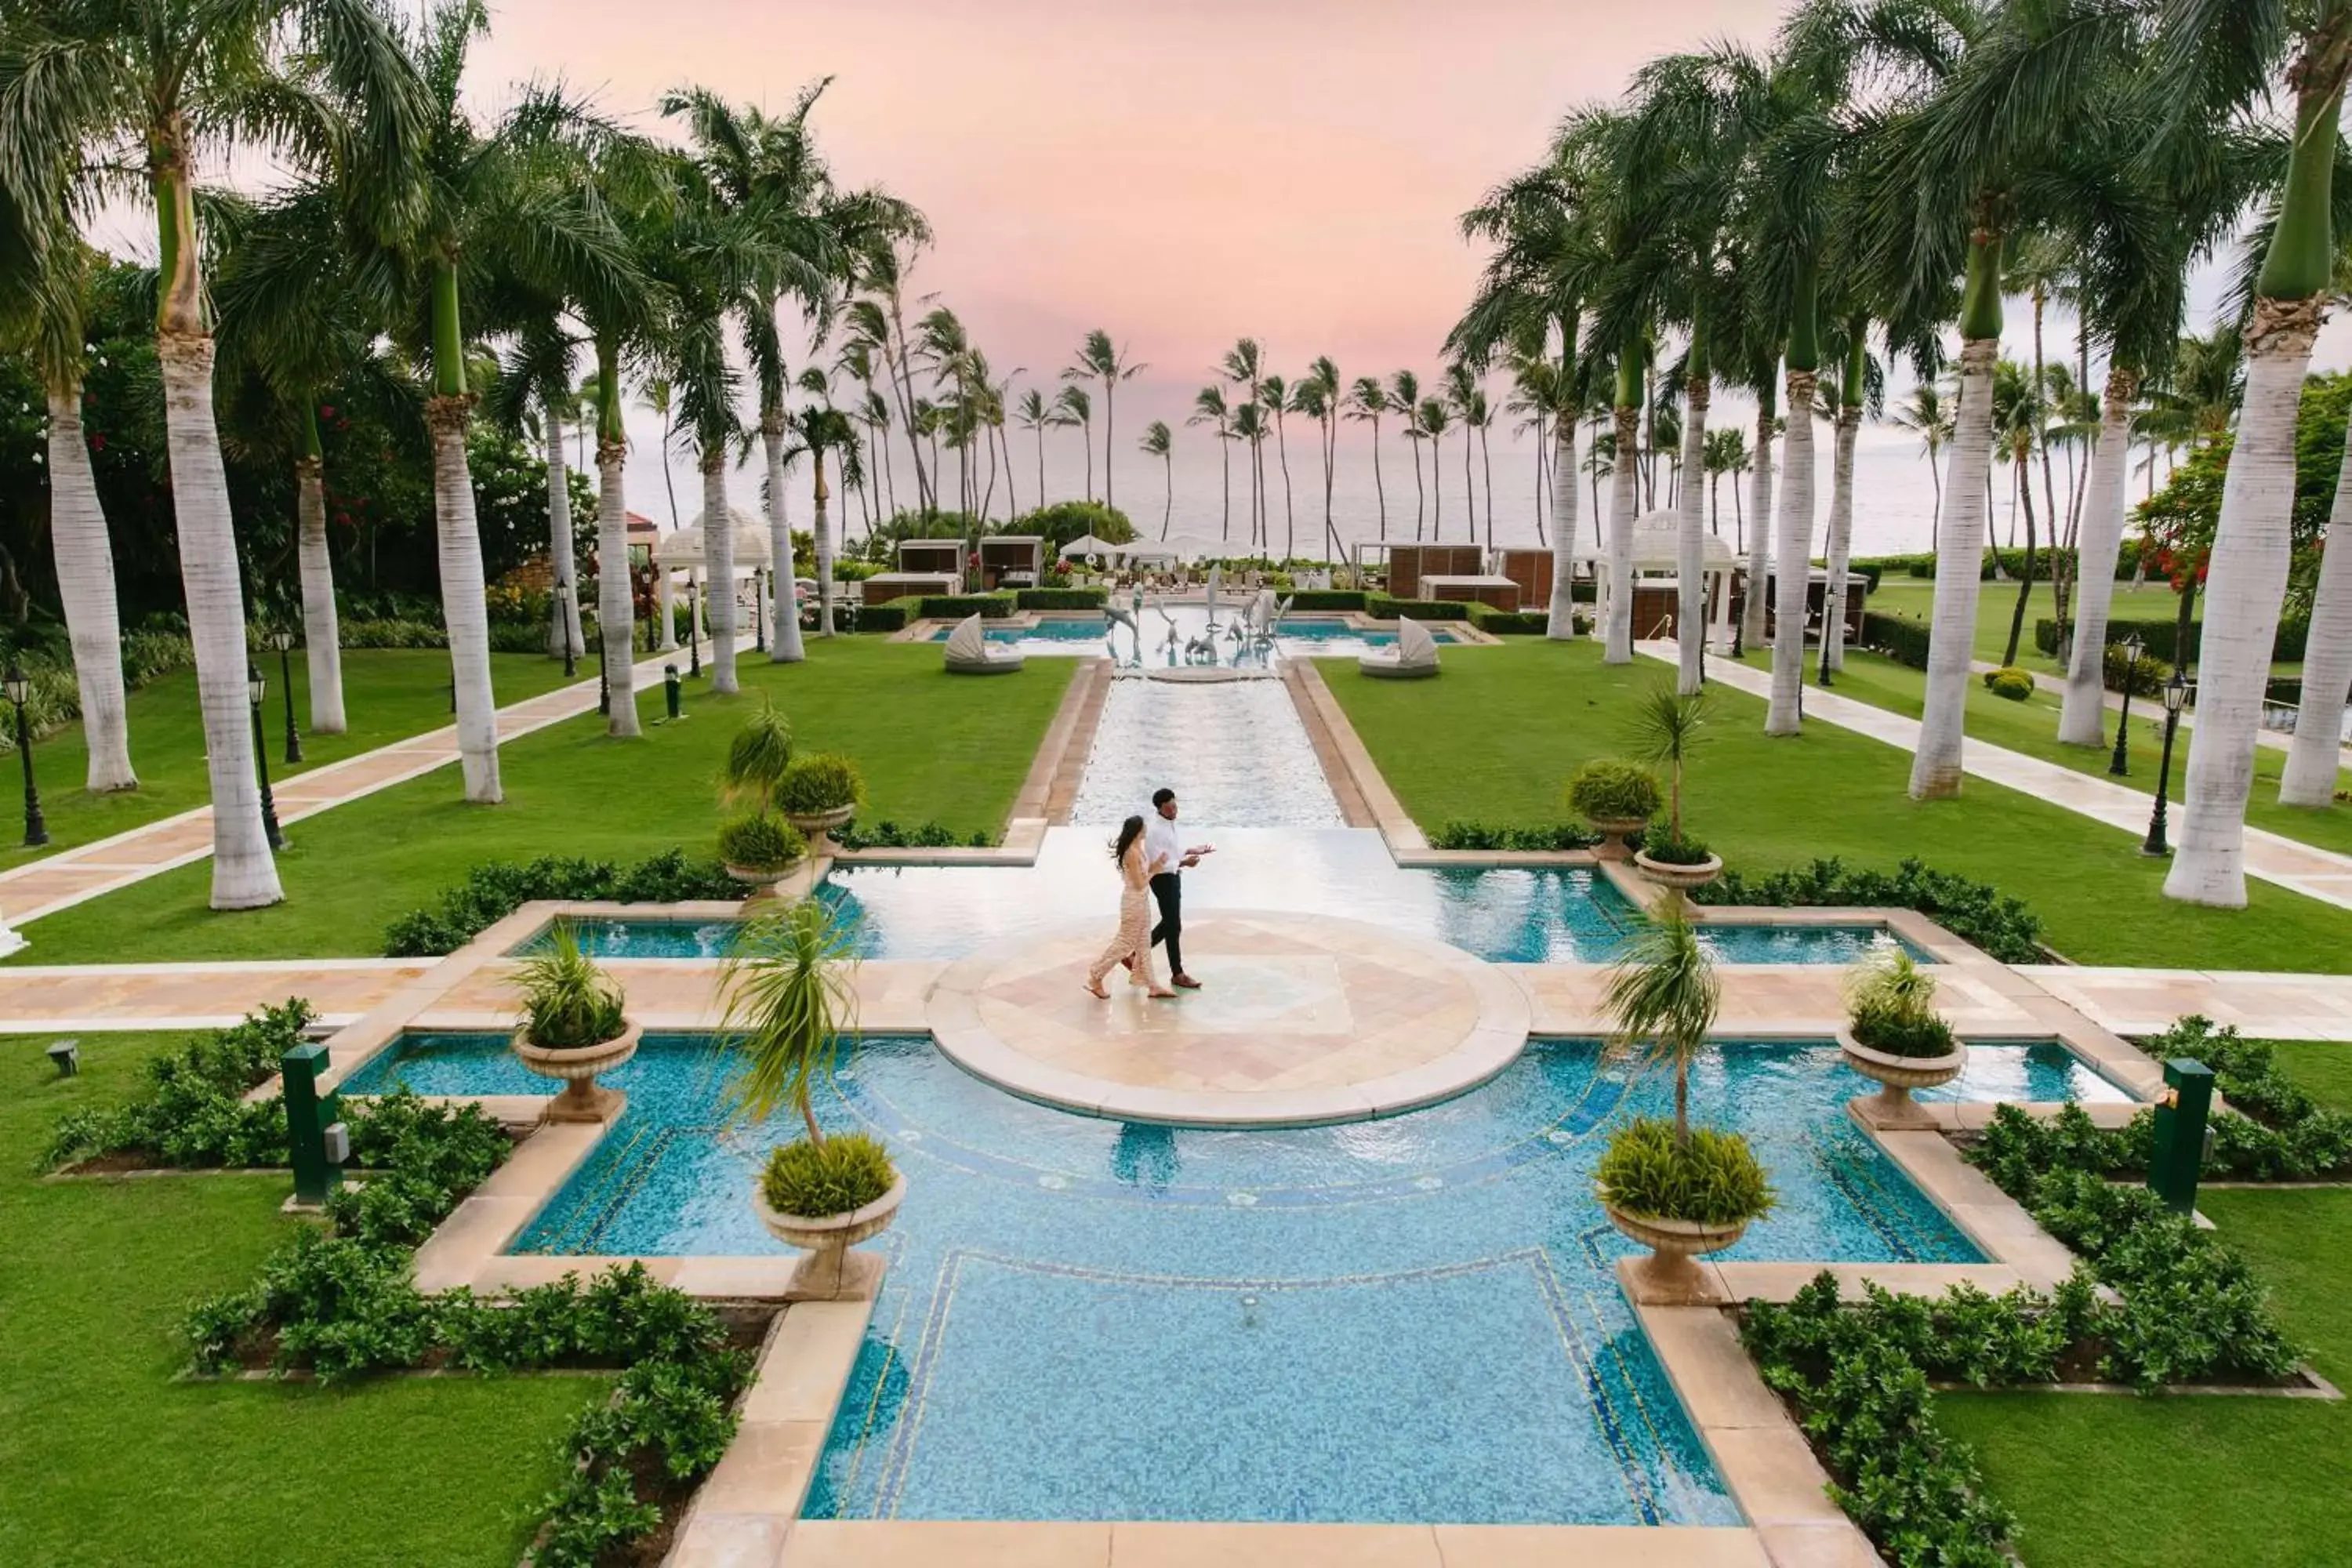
(1144, 787), (1211, 989)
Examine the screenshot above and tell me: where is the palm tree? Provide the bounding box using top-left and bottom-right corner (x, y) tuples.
(1345, 377), (1392, 542)
(1989, 358), (2044, 666)
(1054, 383), (1094, 503)
(2, 0), (426, 903)
(1262, 372), (1298, 558)
(1140, 420), (1174, 537)
(1417, 397), (1452, 539)
(485, 325), (588, 665)
(1222, 339), (1269, 548)
(1294, 358), (1342, 561)
(1390, 370), (1426, 539)
(1602, 904), (1722, 1144)
(1701, 427), (1747, 543)
(1064, 329), (1144, 514)
(789, 395), (858, 626)
(1889, 379), (1953, 538)
(1231, 400), (1272, 555)
(1188, 386), (1233, 539)
(1016, 387), (1069, 508)
(1818, 318), (1878, 675)
(1603, 344), (1646, 662)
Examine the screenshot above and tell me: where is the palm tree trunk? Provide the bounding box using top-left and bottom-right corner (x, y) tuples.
(1675, 372), (1711, 695)
(45, 383), (138, 789)
(1162, 453), (1173, 538)
(294, 437), (346, 735)
(1371, 416), (1388, 541)
(1823, 405), (1860, 673)
(1534, 412), (1550, 547)
(765, 419), (806, 664)
(2283, 412), (2352, 804)
(2002, 441), (2041, 667)
(1604, 400), (1642, 664)
(2058, 369), (2137, 746)
(428, 397), (504, 803)
(1547, 416), (1580, 640)
(1276, 415), (1297, 559)
(1480, 420), (1496, 551)
(701, 452), (739, 694)
(1103, 381), (1115, 514)
(543, 412), (584, 659)
(595, 424), (640, 738)
(158, 332), (281, 906)
(1082, 417), (1094, 503)
(813, 451), (837, 635)
(1768, 370), (1819, 735)
(1220, 437), (1232, 541)
(1410, 434), (1425, 541)
(1911, 256), (2002, 800)
(1740, 396), (1776, 650)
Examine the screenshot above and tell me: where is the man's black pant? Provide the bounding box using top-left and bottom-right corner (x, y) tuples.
(1149, 872), (1183, 976)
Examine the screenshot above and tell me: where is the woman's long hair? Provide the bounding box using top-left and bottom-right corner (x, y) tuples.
(1112, 814), (1146, 863)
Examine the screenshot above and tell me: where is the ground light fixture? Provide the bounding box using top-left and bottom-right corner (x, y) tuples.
(45, 1038), (78, 1077)
(2143, 666), (2189, 857)
(555, 576), (578, 679)
(2108, 633), (2144, 775)
(5, 655), (47, 847)
(268, 624), (302, 764)
(753, 565), (767, 653)
(664, 664), (683, 721)
(247, 663), (285, 851)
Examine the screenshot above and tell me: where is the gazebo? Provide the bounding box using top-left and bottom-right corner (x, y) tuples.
(654, 506), (771, 637)
(1577, 512), (1741, 649)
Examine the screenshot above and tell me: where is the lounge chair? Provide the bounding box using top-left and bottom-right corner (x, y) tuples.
(1359, 614), (1440, 680)
(943, 612), (1023, 675)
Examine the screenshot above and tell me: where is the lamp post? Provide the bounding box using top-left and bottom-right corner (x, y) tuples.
(2143, 667), (2188, 857)
(4, 657), (47, 848)
(2107, 634), (2143, 776)
(554, 576), (577, 679)
(268, 626), (302, 764)
(248, 664), (285, 851)
(753, 565), (766, 653)
(688, 575), (702, 678)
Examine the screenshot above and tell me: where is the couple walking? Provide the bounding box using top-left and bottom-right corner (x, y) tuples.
(1084, 787), (1212, 1000)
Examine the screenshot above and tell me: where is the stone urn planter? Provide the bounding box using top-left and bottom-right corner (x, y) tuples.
(782, 803), (855, 858)
(724, 861), (793, 891)
(513, 1021), (641, 1123)
(1838, 1028), (1967, 1130)
(753, 1173), (906, 1301)
(1588, 817), (1650, 862)
(1604, 1203), (1748, 1303)
(1633, 848), (1723, 895)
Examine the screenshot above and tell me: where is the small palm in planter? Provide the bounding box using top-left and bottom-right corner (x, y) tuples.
(1625, 682), (1720, 900)
(717, 811), (808, 889)
(1567, 760), (1661, 862)
(722, 899), (902, 1301)
(720, 697), (794, 808)
(774, 753), (864, 858)
(1595, 909), (1775, 1302)
(511, 924), (639, 1123)
(1838, 949), (1967, 1128)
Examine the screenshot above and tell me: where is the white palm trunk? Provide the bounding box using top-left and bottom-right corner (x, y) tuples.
(702, 455), (739, 695)
(1740, 406), (1776, 650)
(655, 560), (677, 650)
(764, 422), (805, 662)
(45, 384), (137, 790)
(1767, 373), (1819, 735)
(815, 453), (838, 638)
(294, 455), (345, 734)
(1546, 416), (1580, 638)
(543, 412), (583, 659)
(157, 336), (280, 907)
(427, 398), (503, 804)
(1909, 337), (2000, 799)
(1675, 376), (1710, 694)
(2281, 413), (2352, 804)
(2057, 371), (2136, 747)
(1821, 406), (1860, 673)
(1604, 407), (1641, 662)
(596, 437), (639, 738)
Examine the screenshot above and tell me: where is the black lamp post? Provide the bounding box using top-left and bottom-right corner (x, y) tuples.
(554, 576), (577, 679)
(2143, 666), (2188, 857)
(753, 565), (767, 653)
(5, 657), (47, 848)
(248, 664), (285, 850)
(2107, 634), (2143, 776)
(688, 576), (702, 677)
(268, 626), (303, 764)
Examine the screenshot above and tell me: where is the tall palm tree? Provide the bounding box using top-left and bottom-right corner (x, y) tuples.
(1889, 379), (1953, 537)
(1231, 400), (1272, 555)
(789, 396), (858, 615)
(2, 0), (426, 903)
(1345, 377), (1392, 542)
(1189, 386), (1233, 539)
(1818, 318), (1878, 675)
(1389, 370), (1426, 540)
(1417, 397), (1453, 540)
(1702, 426), (1746, 543)
(1294, 358), (1342, 562)
(485, 325), (588, 663)
(1064, 329), (1144, 514)
(1222, 339), (1269, 548)
(1262, 372), (1298, 558)
(1016, 387), (1069, 508)
(1140, 419), (1174, 538)
(1054, 383), (1093, 503)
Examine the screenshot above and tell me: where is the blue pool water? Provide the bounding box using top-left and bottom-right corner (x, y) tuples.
(926, 609), (1463, 670)
(342, 1030), (2037, 1525)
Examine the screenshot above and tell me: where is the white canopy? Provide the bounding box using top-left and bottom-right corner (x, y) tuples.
(1575, 510), (1737, 572)
(653, 506), (772, 572)
(1058, 532), (1120, 559)
(1118, 543), (1181, 564)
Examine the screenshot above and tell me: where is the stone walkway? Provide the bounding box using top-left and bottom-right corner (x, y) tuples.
(0, 653), (679, 927)
(1657, 644), (2352, 913)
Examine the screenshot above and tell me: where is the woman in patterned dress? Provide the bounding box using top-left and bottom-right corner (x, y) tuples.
(1085, 815), (1174, 999)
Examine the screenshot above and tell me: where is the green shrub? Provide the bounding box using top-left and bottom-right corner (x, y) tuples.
(1366, 593), (1469, 621)
(1594, 1116), (1775, 1226)
(1465, 602), (1549, 634)
(1982, 666), (2035, 701)
(515, 924), (627, 1049)
(1428, 822), (1602, 851)
(43, 1000), (315, 1171)
(1285, 590), (1369, 611)
(834, 818), (993, 850)
(380, 850), (742, 956)
(717, 812), (805, 872)
(760, 1132), (897, 1218)
(1014, 499), (1137, 550)
(1639, 823), (1715, 866)
(2032, 615), (2312, 666)
(775, 753), (863, 815)
(854, 600), (910, 633)
(1860, 611), (1932, 669)
(1693, 856), (2044, 964)
(912, 593), (1017, 619)
(1014, 587), (1108, 610)
(1843, 949), (1958, 1058)
(1566, 759), (1662, 824)
(2103, 642), (2168, 697)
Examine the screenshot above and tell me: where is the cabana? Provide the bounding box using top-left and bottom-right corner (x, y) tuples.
(862, 572), (958, 608)
(979, 535), (1044, 589)
(1359, 614), (1440, 680)
(943, 612), (1024, 674)
(1386, 543), (1483, 599)
(896, 539), (964, 576)
(1577, 512), (1740, 649)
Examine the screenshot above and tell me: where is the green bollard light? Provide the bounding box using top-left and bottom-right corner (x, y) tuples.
(281, 1040), (343, 1207)
(664, 664), (682, 721)
(2147, 1057), (2215, 1216)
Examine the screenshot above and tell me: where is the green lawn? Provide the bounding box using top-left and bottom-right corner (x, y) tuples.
(1325, 640), (2352, 971)
(0, 1029), (604, 1568)
(1810, 651), (2352, 859)
(0, 650), (584, 871)
(15, 639), (1076, 962)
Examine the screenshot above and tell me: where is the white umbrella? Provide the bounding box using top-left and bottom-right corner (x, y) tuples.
(1058, 532), (1118, 560)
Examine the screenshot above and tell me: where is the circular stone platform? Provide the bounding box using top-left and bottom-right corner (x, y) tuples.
(923, 910), (1533, 1126)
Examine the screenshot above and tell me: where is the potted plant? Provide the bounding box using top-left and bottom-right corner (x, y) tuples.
(1594, 909), (1775, 1302)
(1625, 682), (1721, 897)
(774, 753), (864, 857)
(1837, 949), (1967, 1128)
(1567, 759), (1662, 861)
(720, 696), (794, 808)
(510, 922), (639, 1123)
(717, 811), (808, 889)
(723, 900), (902, 1301)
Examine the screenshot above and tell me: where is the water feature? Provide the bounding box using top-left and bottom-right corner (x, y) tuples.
(927, 608), (1462, 670)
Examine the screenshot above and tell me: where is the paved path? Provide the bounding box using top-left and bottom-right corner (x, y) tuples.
(0, 654), (678, 928)
(1965, 657), (2349, 762)
(1653, 644), (2352, 913)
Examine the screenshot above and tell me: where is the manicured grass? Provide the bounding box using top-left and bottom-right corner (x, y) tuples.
(1325, 640), (2352, 971)
(1941, 1185), (2352, 1568)
(0, 650), (583, 871)
(0, 1029), (604, 1568)
(1864, 576), (2200, 675)
(16, 639), (1076, 962)
(1814, 651), (2352, 858)
(2265, 1040), (2352, 1112)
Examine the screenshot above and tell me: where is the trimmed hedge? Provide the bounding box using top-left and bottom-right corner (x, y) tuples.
(1859, 611), (1932, 670)
(383, 851), (742, 956)
(1466, 602), (1550, 634)
(1693, 855), (2044, 963)
(1285, 590), (1369, 611)
(855, 600), (911, 633)
(1854, 544), (2149, 585)
(2034, 614), (2310, 666)
(910, 593), (1018, 619)
(1014, 587), (1108, 610)
(1366, 593), (1470, 622)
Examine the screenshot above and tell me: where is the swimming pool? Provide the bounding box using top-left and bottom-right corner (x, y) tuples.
(341, 1030), (2032, 1525)
(927, 608), (1461, 669)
